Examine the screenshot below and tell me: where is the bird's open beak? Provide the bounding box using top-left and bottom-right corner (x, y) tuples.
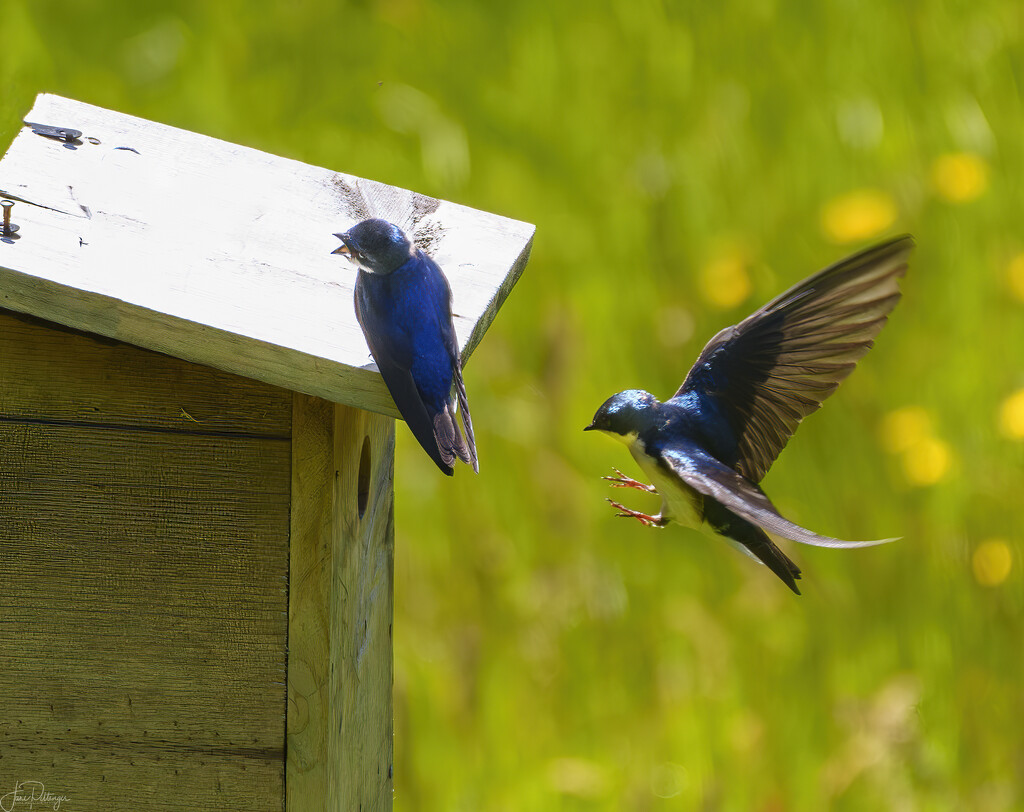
(331, 233), (351, 256)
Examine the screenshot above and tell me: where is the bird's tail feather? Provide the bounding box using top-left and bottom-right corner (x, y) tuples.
(433, 407), (463, 468)
(706, 500), (802, 594)
(433, 407), (476, 474)
(427, 368), (478, 475)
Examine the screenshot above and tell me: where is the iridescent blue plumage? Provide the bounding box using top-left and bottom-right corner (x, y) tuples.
(586, 236), (914, 594)
(333, 218), (477, 475)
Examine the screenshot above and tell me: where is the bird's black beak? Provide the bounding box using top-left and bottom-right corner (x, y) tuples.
(331, 232), (351, 256)
(583, 424), (595, 432)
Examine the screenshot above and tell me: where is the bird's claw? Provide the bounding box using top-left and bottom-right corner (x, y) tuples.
(607, 498), (666, 527)
(602, 468), (657, 493)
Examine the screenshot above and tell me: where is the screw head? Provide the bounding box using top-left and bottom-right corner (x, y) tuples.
(1, 199), (20, 237)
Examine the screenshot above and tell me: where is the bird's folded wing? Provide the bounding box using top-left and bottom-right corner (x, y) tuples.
(430, 257), (479, 473)
(357, 282), (456, 475)
(673, 235), (913, 483)
(659, 445), (897, 549)
(374, 353), (455, 475)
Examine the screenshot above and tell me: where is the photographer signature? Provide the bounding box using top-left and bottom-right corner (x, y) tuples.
(0, 781), (69, 812)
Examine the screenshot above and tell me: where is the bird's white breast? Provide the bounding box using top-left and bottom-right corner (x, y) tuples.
(628, 439), (705, 530)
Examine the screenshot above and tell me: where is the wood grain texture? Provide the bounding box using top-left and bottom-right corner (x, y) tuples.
(287, 394), (335, 800)
(0, 308), (292, 435)
(290, 391), (397, 802)
(0, 93), (535, 418)
(287, 394), (394, 811)
(0, 315), (292, 810)
(330, 401), (395, 810)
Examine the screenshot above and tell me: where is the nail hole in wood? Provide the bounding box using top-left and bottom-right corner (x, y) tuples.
(357, 436), (371, 518)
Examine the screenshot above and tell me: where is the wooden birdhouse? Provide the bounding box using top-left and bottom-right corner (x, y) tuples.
(0, 94), (533, 810)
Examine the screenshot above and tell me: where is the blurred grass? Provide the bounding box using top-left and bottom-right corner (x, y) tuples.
(2, 0), (1023, 808)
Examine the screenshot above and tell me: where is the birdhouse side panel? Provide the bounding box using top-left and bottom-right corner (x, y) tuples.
(287, 394), (395, 812)
(0, 310), (292, 809)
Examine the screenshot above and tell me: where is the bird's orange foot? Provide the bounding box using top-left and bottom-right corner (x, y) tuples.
(607, 498), (667, 527)
(603, 468), (657, 493)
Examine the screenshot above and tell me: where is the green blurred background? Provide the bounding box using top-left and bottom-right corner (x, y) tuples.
(2, 0), (1022, 808)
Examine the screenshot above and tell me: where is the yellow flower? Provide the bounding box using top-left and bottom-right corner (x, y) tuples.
(879, 407), (952, 486)
(879, 406), (933, 453)
(1007, 253), (1024, 303)
(821, 189), (897, 244)
(698, 247), (751, 309)
(998, 388), (1024, 439)
(901, 436), (952, 486)
(930, 152), (989, 203)
(972, 539), (1012, 587)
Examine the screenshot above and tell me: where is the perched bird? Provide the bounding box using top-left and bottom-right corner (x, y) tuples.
(584, 235), (914, 594)
(332, 218), (477, 475)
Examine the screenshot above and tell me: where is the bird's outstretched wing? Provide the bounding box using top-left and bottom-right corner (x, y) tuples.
(673, 235), (913, 483)
(659, 444), (897, 549)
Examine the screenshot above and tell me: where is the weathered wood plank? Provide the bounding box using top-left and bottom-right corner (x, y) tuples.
(0, 318), (291, 810)
(330, 401), (395, 809)
(0, 308), (292, 435)
(287, 395), (336, 803)
(0, 93), (534, 418)
(287, 394), (394, 811)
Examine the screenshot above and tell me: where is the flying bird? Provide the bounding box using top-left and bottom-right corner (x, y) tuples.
(584, 235), (914, 593)
(332, 218), (477, 475)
